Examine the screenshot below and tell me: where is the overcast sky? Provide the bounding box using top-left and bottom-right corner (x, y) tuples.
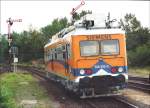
(1, 1), (150, 34)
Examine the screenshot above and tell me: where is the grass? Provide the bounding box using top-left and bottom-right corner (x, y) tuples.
(0, 72), (52, 108)
(128, 67), (150, 77)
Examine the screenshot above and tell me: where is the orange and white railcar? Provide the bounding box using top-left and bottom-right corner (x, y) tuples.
(44, 15), (128, 98)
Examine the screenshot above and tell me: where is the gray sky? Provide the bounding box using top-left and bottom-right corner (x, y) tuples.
(1, 1), (150, 34)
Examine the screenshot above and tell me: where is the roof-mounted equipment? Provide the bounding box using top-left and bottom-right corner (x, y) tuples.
(82, 20), (94, 29)
(105, 12), (117, 29)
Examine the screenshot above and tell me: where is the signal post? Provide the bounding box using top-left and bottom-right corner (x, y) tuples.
(6, 17), (22, 72)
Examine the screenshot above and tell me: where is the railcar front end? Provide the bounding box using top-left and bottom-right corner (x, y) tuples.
(69, 33), (128, 98)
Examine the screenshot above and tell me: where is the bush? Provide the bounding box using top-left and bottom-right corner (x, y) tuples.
(128, 45), (150, 67)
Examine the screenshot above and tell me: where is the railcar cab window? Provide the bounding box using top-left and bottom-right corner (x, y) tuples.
(80, 41), (99, 56)
(101, 40), (119, 55)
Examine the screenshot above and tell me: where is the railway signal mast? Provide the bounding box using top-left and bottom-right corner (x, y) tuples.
(6, 17), (22, 72)
(6, 18), (22, 46)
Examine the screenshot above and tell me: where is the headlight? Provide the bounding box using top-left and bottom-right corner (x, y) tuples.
(80, 69), (85, 75)
(118, 67), (123, 72)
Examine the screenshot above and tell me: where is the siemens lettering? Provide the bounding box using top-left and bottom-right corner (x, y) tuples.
(87, 34), (111, 40)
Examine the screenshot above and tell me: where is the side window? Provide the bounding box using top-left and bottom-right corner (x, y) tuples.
(63, 53), (66, 59)
(62, 45), (66, 51)
(52, 49), (55, 60)
(54, 49), (57, 60)
(49, 49), (52, 60)
(46, 49), (51, 61)
(47, 50), (49, 61)
(48, 50), (51, 60)
(56, 45), (66, 61)
(47, 49), (49, 60)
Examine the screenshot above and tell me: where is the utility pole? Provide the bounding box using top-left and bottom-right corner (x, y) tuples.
(6, 17), (22, 72)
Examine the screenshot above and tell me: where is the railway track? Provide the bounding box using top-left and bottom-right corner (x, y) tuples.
(86, 97), (138, 108)
(21, 66), (150, 93)
(128, 76), (150, 93)
(0, 64), (11, 73)
(18, 66), (139, 108)
(129, 76), (150, 83)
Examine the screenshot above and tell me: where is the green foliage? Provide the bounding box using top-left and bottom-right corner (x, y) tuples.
(120, 13), (150, 67)
(126, 28), (150, 50)
(120, 13), (141, 33)
(41, 17), (68, 39)
(0, 73), (33, 108)
(128, 45), (150, 67)
(0, 35), (8, 63)
(11, 17), (68, 62)
(0, 73), (52, 108)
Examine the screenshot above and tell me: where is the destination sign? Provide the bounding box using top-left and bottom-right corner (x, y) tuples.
(87, 34), (111, 40)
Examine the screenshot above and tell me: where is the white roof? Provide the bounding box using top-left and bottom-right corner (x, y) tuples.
(44, 28), (125, 48)
(64, 28), (125, 37)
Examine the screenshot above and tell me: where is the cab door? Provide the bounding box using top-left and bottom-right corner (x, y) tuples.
(65, 44), (71, 78)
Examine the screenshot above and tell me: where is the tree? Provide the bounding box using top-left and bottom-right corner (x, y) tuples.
(119, 13), (141, 33)
(10, 17), (69, 62)
(0, 35), (8, 63)
(41, 17), (68, 40)
(128, 45), (150, 67)
(120, 13), (150, 67)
